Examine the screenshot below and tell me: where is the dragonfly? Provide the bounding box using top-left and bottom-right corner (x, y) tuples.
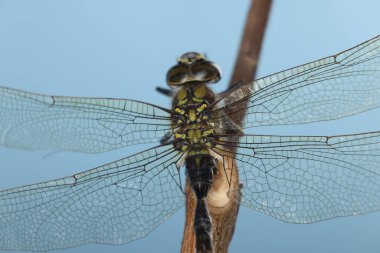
(1, 35), (380, 253)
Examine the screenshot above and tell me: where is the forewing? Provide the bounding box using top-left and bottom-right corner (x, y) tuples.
(213, 35), (380, 128)
(0, 145), (184, 251)
(216, 132), (380, 223)
(0, 86), (171, 153)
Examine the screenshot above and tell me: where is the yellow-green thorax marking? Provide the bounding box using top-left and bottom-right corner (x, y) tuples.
(172, 83), (216, 155)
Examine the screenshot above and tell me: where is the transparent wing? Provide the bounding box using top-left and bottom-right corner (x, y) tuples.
(0, 145), (184, 251)
(215, 132), (380, 223)
(213, 35), (380, 128)
(0, 86), (171, 153)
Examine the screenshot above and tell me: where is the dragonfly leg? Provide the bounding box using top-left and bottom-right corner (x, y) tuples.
(156, 86), (174, 97)
(159, 132), (172, 145)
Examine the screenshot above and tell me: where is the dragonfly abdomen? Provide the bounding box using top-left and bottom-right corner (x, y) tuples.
(186, 153), (217, 253)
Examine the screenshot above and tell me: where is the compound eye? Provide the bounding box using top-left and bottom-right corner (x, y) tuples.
(191, 62), (221, 83)
(166, 65), (191, 86)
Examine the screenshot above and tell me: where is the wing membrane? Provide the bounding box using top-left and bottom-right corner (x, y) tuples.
(213, 35), (380, 128)
(215, 132), (380, 223)
(0, 145), (184, 251)
(0, 86), (171, 153)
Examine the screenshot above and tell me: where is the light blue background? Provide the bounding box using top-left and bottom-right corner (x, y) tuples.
(1, 1), (380, 252)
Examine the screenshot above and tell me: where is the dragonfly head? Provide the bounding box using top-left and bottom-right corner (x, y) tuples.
(166, 52), (221, 87)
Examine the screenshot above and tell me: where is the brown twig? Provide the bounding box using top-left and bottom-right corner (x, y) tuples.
(181, 0), (272, 252)
(230, 0), (272, 87)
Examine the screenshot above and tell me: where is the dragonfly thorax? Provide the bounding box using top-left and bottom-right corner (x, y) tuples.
(172, 84), (217, 154)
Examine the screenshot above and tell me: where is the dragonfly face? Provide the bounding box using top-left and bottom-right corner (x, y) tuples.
(1, 36), (380, 252)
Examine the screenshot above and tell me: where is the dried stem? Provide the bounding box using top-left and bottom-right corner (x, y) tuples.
(181, 0), (272, 252)
(230, 0), (272, 87)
